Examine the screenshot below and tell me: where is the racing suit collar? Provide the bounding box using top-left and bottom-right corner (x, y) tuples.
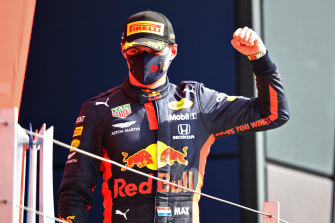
(122, 76), (171, 104)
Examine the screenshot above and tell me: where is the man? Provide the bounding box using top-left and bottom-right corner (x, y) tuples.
(59, 10), (289, 223)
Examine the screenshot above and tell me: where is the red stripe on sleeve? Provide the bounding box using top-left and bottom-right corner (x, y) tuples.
(144, 102), (158, 130)
(268, 85), (278, 121)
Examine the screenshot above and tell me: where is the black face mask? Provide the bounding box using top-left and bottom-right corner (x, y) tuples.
(126, 51), (171, 85)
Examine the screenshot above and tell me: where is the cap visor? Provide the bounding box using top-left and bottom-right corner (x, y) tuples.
(123, 38), (168, 52)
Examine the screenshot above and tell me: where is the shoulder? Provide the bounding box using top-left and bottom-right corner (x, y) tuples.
(78, 84), (124, 114)
(88, 84), (123, 103)
(175, 80), (203, 93)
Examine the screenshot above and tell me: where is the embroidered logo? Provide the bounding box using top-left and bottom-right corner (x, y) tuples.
(70, 139), (80, 151)
(95, 98), (110, 107)
(112, 104), (132, 119)
(76, 116), (85, 124)
(73, 126), (83, 137)
(127, 21), (164, 36)
(157, 207), (172, 216)
(168, 98), (193, 110)
(115, 209), (129, 220)
(112, 121), (136, 128)
(183, 86), (196, 94)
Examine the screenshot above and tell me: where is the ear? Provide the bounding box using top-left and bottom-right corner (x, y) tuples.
(169, 44), (178, 60)
(121, 43), (127, 59)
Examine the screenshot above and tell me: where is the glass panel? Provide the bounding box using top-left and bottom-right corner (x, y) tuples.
(263, 0), (335, 175)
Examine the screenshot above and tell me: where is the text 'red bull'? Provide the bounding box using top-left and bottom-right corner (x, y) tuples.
(114, 171), (194, 198)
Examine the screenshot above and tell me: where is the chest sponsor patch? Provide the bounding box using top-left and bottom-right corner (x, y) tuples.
(173, 124), (195, 140)
(114, 171), (194, 198)
(111, 127), (140, 136)
(112, 104), (132, 119)
(112, 121), (136, 128)
(168, 98), (193, 110)
(169, 112), (197, 121)
(121, 141), (188, 171)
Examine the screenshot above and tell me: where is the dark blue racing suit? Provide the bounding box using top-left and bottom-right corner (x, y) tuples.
(58, 52), (289, 223)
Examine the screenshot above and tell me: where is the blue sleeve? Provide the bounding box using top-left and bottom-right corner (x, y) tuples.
(198, 52), (290, 138)
(58, 101), (103, 223)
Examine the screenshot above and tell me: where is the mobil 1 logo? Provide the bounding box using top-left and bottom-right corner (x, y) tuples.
(169, 112), (197, 121)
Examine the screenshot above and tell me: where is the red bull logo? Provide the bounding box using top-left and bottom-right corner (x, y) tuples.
(148, 91), (160, 97)
(122, 150), (155, 171)
(141, 89), (153, 93)
(160, 146), (188, 166)
(60, 216), (75, 223)
(121, 142), (188, 171)
(148, 91), (162, 101)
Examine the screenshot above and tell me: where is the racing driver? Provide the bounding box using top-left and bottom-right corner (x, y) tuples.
(58, 10), (289, 223)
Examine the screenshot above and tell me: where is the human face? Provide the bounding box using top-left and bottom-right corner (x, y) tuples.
(124, 46), (172, 86)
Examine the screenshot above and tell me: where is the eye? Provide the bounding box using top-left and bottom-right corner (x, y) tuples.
(151, 50), (163, 55)
(127, 49), (141, 55)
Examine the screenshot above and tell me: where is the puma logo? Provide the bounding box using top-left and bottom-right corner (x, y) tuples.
(95, 98), (109, 107)
(115, 209), (129, 220)
(183, 86), (196, 94)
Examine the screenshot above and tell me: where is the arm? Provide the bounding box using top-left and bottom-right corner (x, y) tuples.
(199, 27), (289, 138)
(58, 101), (103, 222)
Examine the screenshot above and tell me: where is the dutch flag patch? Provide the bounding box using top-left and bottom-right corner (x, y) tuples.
(157, 207), (172, 216)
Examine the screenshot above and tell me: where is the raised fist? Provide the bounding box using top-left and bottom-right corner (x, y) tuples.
(231, 27), (266, 57)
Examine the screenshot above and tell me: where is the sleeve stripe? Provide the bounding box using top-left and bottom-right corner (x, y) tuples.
(268, 85), (278, 122)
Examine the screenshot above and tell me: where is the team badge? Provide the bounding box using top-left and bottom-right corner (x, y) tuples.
(112, 104), (132, 119)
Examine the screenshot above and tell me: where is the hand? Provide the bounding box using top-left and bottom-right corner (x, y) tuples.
(231, 27), (266, 56)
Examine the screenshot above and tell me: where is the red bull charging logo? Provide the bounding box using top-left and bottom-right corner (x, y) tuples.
(121, 141), (188, 171)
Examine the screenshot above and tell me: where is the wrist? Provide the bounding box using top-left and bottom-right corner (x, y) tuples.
(247, 48), (267, 61)
(249, 50), (277, 76)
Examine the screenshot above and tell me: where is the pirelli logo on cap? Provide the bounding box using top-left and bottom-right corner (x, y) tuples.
(127, 21), (164, 36)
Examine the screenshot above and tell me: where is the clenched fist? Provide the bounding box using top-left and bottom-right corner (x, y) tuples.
(231, 27), (266, 57)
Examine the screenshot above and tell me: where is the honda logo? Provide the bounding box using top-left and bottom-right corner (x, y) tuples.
(178, 124), (191, 135)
